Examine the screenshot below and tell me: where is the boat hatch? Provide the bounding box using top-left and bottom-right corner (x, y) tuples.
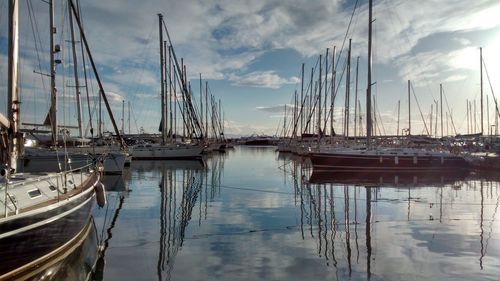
(48, 185), (57, 191)
(28, 188), (42, 199)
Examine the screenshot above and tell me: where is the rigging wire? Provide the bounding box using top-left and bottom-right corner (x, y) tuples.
(410, 83), (430, 135)
(441, 87), (457, 135)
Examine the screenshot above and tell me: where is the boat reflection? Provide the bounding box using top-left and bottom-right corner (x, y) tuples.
(309, 169), (469, 186)
(102, 171), (130, 192)
(154, 154), (224, 280)
(285, 155), (500, 280)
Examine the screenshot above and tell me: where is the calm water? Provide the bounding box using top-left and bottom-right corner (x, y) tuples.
(86, 146), (500, 281)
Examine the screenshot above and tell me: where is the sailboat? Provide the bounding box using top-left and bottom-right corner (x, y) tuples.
(130, 13), (203, 160)
(17, 0), (128, 174)
(308, 0), (470, 171)
(0, 1), (102, 278)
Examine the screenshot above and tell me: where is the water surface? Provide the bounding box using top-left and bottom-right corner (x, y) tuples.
(92, 146), (500, 281)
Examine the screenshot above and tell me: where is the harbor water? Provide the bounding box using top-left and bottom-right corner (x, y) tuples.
(85, 146), (500, 280)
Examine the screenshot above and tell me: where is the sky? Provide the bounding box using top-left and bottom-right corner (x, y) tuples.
(1, 0), (500, 137)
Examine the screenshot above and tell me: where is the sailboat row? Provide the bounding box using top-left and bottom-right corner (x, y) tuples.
(277, 0), (483, 173)
(0, 1), (103, 278)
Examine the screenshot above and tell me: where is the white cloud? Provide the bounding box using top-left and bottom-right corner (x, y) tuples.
(229, 71), (299, 89)
(9, 0), (500, 135)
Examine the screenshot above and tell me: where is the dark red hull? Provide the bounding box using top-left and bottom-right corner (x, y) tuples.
(309, 152), (469, 171)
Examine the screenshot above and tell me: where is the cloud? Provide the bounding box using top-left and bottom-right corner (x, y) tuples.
(9, 0), (500, 135)
(229, 71), (299, 89)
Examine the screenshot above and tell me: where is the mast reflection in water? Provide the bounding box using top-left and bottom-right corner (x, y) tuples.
(283, 150), (500, 281)
(82, 147), (499, 280)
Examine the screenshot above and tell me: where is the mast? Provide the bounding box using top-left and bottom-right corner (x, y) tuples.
(169, 46), (173, 140)
(330, 46), (336, 138)
(283, 104), (287, 138)
(440, 83), (443, 137)
(205, 81), (208, 140)
(318, 54), (322, 139)
(354, 56), (359, 139)
(158, 14), (166, 144)
(293, 90), (297, 138)
(408, 80), (411, 135)
(480, 47), (483, 135)
(429, 104), (433, 137)
(8, 0), (20, 169)
(164, 40), (169, 139)
(466, 99), (469, 134)
(69, 0), (126, 149)
(366, 0), (373, 146)
(121, 100), (125, 133)
(200, 73), (203, 139)
(68, 4), (83, 140)
(309, 67), (313, 134)
(345, 39), (351, 137)
(397, 100), (400, 136)
(49, 0), (57, 145)
(300, 63), (304, 137)
(324, 48), (329, 134)
(98, 91), (102, 137)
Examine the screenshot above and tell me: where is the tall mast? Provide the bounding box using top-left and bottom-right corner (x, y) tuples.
(121, 100), (125, 133)
(164, 40), (169, 139)
(480, 47), (483, 135)
(466, 99), (469, 134)
(205, 81), (208, 139)
(158, 14), (166, 144)
(169, 46), (173, 140)
(408, 80), (411, 135)
(68, 4), (83, 140)
(8, 0), (20, 169)
(354, 56), (359, 139)
(69, 0), (126, 149)
(293, 90), (297, 138)
(200, 73), (203, 139)
(429, 104), (433, 137)
(345, 39), (351, 137)
(300, 63), (304, 136)
(49, 0), (57, 145)
(440, 83), (443, 137)
(330, 46), (336, 138)
(318, 54), (322, 139)
(366, 0), (373, 146)
(397, 100), (400, 136)
(324, 48), (329, 133)
(283, 104), (287, 138)
(309, 67), (313, 134)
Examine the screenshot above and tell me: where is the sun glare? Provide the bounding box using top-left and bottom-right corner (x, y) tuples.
(483, 32), (500, 94)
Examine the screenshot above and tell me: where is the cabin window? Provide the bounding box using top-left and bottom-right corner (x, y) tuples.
(48, 185), (57, 191)
(28, 189), (42, 199)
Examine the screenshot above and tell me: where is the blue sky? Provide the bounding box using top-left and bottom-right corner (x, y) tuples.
(1, 0), (500, 137)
